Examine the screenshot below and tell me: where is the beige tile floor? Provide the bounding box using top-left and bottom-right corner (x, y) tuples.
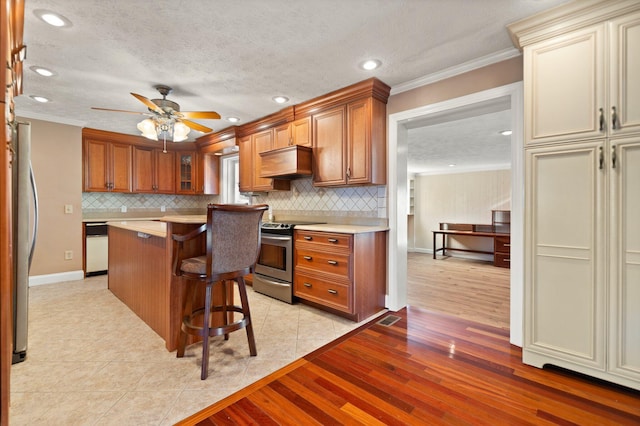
(10, 275), (377, 425)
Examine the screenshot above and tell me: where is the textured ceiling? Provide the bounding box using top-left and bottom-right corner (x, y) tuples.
(16, 0), (569, 171)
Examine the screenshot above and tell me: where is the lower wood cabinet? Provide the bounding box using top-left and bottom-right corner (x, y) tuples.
(293, 229), (386, 322)
(494, 235), (511, 268)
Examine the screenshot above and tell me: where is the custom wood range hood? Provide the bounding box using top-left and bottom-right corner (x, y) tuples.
(259, 145), (312, 179)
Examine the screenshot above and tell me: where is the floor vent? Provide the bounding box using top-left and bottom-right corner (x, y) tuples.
(377, 315), (401, 327)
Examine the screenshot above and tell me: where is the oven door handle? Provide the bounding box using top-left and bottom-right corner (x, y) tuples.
(261, 235), (292, 242)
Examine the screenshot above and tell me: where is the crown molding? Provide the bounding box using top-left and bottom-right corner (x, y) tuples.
(390, 48), (521, 96)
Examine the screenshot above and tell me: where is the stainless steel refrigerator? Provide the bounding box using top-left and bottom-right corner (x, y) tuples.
(11, 121), (38, 364)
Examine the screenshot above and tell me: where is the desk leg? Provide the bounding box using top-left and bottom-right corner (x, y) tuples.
(433, 233), (436, 259)
(442, 234), (446, 257)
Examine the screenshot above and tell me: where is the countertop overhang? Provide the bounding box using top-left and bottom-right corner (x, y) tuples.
(107, 220), (167, 238)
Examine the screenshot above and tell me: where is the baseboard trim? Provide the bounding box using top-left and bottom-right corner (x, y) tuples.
(29, 270), (85, 287)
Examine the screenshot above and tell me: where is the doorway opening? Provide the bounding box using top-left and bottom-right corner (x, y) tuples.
(387, 82), (524, 345)
(406, 97), (512, 329)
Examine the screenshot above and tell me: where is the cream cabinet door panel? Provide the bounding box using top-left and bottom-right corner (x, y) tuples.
(525, 141), (606, 370)
(525, 25), (605, 144)
(609, 136), (640, 382)
(609, 11), (640, 136)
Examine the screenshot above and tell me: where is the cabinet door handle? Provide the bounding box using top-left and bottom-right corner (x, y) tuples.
(303, 282), (312, 288)
(612, 145), (617, 169)
(599, 146), (604, 170)
(504, 243), (511, 248)
(304, 236), (312, 240)
(327, 289), (338, 295)
(346, 167), (351, 178)
(611, 106), (619, 130)
(599, 108), (605, 131)
(327, 260), (338, 265)
(303, 255), (313, 260)
(327, 238), (338, 243)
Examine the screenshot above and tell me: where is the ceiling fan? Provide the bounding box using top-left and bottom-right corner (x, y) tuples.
(92, 85), (220, 148)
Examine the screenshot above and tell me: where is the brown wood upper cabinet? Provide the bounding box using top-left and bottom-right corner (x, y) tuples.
(312, 97), (386, 187)
(273, 116), (312, 149)
(176, 151), (220, 195)
(176, 151), (198, 194)
(132, 146), (175, 194)
(83, 139), (132, 192)
(239, 129), (290, 192)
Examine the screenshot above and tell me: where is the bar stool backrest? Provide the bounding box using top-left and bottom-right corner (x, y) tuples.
(206, 204), (268, 277)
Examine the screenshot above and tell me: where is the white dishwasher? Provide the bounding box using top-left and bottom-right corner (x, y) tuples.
(85, 222), (108, 276)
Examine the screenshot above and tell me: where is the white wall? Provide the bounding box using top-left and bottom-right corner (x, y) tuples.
(413, 169), (511, 257)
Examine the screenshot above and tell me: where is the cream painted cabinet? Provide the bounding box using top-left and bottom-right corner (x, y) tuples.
(524, 10), (640, 145)
(608, 136), (640, 385)
(524, 141), (606, 372)
(512, 1), (640, 391)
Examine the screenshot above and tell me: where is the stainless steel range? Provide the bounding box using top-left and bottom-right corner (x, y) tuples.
(253, 221), (323, 303)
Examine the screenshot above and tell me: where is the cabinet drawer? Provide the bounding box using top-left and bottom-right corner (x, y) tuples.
(295, 230), (352, 250)
(295, 249), (350, 278)
(294, 273), (350, 313)
(494, 252), (511, 268)
(494, 235), (511, 253)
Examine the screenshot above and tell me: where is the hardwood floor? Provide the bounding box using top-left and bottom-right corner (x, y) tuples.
(177, 307), (640, 425)
(408, 253), (510, 329)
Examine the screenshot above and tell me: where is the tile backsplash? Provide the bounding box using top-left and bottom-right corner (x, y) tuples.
(82, 177), (388, 220)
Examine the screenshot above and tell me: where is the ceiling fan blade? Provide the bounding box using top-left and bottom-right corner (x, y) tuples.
(178, 111), (221, 120)
(91, 107), (148, 115)
(181, 119), (212, 133)
(131, 92), (165, 114)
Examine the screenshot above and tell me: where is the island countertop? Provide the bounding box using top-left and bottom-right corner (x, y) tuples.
(107, 220), (167, 238)
(294, 224), (389, 234)
(160, 215), (207, 224)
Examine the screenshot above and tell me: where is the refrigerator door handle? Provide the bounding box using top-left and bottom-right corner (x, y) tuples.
(28, 163), (38, 269)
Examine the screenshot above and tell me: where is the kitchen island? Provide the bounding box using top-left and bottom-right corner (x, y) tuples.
(107, 216), (211, 351)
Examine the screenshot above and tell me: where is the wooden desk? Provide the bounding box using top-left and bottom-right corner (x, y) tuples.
(432, 223), (510, 268)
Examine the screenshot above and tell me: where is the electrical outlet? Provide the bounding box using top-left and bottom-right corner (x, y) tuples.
(121, 205), (127, 213)
(64, 204), (73, 214)
(160, 205), (166, 212)
(64, 250), (73, 260)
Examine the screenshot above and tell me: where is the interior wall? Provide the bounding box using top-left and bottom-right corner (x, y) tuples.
(413, 169), (511, 257)
(23, 118), (83, 276)
(388, 56), (523, 114)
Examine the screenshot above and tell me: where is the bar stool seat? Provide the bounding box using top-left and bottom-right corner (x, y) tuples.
(172, 203), (268, 380)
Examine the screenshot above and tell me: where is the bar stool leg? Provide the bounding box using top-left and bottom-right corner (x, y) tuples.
(177, 279), (196, 358)
(200, 282), (213, 380)
(237, 276), (257, 356)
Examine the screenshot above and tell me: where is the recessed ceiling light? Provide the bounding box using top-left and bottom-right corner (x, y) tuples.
(360, 59), (382, 71)
(448, 164), (456, 167)
(34, 9), (72, 27)
(30, 66), (56, 77)
(30, 95), (50, 103)
(500, 130), (513, 136)
(272, 96), (289, 104)
(226, 116), (240, 123)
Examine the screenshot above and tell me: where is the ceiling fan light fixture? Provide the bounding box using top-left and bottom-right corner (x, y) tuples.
(173, 122), (190, 142)
(137, 118), (158, 140)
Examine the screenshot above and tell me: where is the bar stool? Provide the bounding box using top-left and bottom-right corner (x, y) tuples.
(172, 203), (268, 380)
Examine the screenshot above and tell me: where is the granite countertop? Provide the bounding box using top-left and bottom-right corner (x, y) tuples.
(107, 220), (167, 238)
(160, 215), (207, 224)
(294, 224), (389, 234)
(83, 216), (163, 223)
